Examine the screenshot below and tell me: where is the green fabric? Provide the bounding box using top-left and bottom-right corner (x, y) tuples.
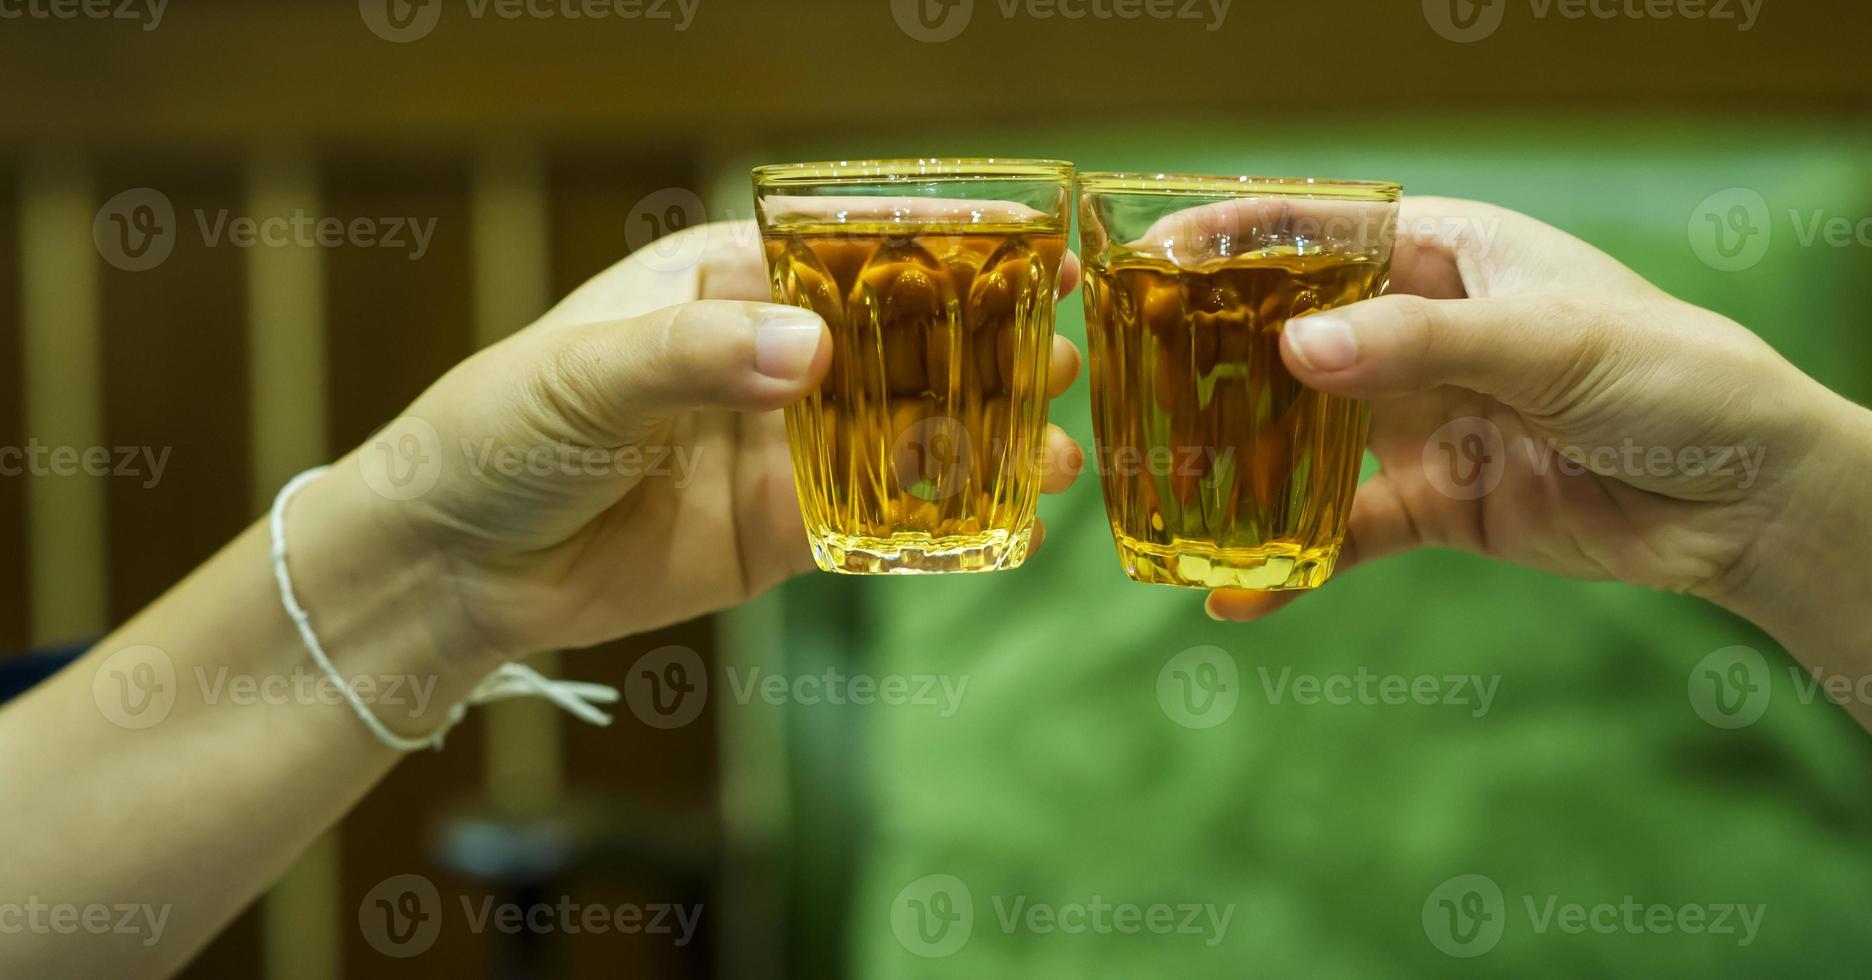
(749, 118), (1872, 977)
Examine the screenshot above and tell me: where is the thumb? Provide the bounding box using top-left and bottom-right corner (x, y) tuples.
(1279, 293), (1610, 410)
(536, 300), (829, 436)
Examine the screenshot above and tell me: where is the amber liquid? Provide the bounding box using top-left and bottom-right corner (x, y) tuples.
(764, 222), (1065, 574)
(1083, 248), (1384, 589)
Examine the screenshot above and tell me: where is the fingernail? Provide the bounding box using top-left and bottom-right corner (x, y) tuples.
(755, 308), (824, 380)
(1286, 314), (1357, 372)
(1204, 595), (1230, 622)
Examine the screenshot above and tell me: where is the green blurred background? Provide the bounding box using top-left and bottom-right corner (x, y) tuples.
(736, 118), (1872, 977)
(3, 1), (1870, 976)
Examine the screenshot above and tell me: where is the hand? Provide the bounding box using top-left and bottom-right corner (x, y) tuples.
(1206, 196), (1868, 628)
(329, 219), (1086, 663)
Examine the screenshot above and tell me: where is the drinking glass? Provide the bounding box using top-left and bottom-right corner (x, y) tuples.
(1078, 173), (1402, 590)
(754, 159), (1074, 574)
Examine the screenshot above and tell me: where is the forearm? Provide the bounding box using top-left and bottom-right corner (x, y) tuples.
(0, 463), (500, 976)
(1714, 392), (1872, 729)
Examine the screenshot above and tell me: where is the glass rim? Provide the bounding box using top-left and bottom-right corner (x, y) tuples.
(1077, 171), (1402, 201)
(753, 158), (1076, 185)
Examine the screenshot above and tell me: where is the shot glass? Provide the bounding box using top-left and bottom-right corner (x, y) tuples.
(753, 159), (1074, 574)
(1078, 173), (1403, 590)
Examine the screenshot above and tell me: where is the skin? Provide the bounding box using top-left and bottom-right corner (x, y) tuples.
(1206, 197), (1872, 729)
(0, 218), (1087, 976)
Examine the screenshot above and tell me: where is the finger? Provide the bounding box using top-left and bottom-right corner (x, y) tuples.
(1204, 472), (1422, 622)
(1057, 250), (1081, 299)
(1279, 292), (1616, 411)
(1047, 335), (1083, 399)
(1039, 424), (1084, 494)
(1029, 519), (1048, 558)
(538, 301), (831, 442)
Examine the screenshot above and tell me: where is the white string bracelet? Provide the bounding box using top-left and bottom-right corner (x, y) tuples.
(269, 465), (619, 752)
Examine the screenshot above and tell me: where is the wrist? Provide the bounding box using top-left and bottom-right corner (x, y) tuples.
(1703, 389), (1872, 652)
(282, 460), (512, 735)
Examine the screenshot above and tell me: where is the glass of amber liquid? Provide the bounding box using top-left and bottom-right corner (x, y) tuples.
(1078, 173), (1402, 590)
(753, 159), (1073, 574)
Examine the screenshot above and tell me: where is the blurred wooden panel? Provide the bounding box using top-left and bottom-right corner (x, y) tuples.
(18, 154), (105, 646)
(0, 161), (27, 652)
(547, 148), (702, 297)
(92, 156), (263, 977)
(97, 157), (255, 618)
(0, 0), (1867, 147)
(318, 151), (489, 979)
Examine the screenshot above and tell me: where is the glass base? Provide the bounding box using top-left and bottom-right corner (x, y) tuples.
(809, 527), (1032, 575)
(1113, 536), (1338, 591)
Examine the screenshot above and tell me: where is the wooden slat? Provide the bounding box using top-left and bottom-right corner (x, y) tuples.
(18, 152), (105, 646)
(242, 146), (344, 980)
(0, 160), (28, 652)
